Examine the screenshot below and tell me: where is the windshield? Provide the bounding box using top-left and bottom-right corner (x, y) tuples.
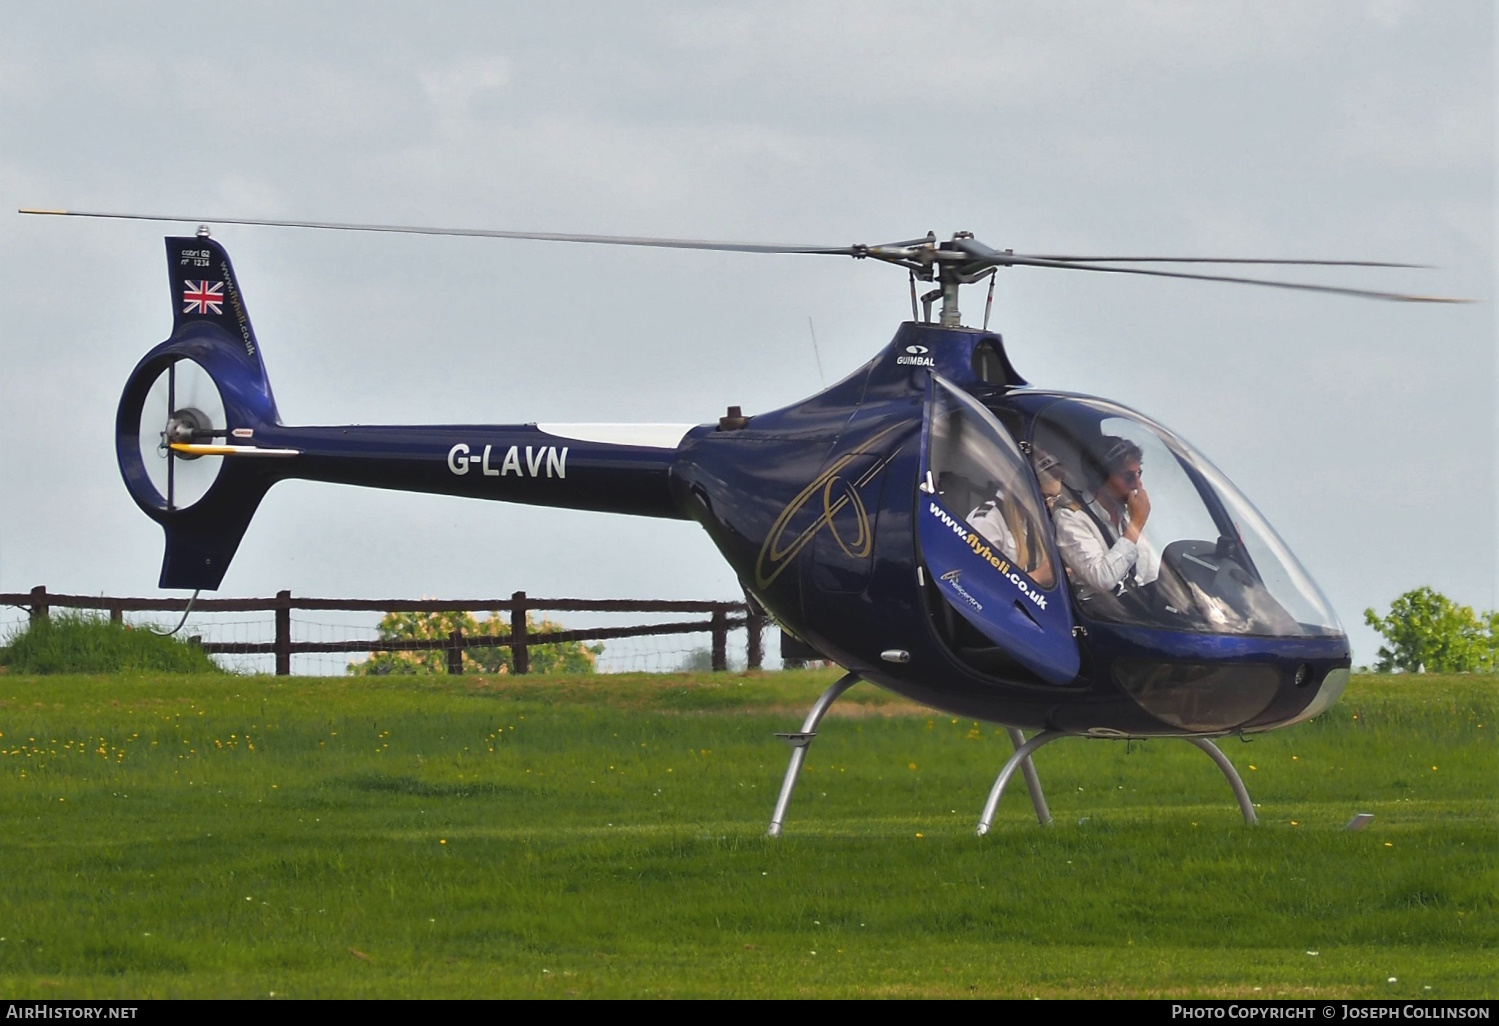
(1031, 397), (1342, 638)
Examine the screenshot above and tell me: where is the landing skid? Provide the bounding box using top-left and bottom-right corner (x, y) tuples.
(766, 676), (1257, 837)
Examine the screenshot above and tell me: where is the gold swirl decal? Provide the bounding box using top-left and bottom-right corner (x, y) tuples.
(754, 424), (904, 589)
(822, 474), (869, 558)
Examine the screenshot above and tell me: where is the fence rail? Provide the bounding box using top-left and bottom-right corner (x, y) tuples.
(2, 586), (765, 675)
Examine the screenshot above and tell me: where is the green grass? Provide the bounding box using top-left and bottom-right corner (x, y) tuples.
(0, 613), (222, 674)
(0, 670), (1492, 998)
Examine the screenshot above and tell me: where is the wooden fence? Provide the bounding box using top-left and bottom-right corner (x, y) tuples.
(2, 586), (766, 675)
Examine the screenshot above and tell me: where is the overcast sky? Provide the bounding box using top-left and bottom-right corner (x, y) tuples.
(1, 1), (1493, 665)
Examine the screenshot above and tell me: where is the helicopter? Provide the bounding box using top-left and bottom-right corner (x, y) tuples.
(20, 208), (1464, 836)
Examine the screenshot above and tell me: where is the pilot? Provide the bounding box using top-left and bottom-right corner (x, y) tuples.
(1052, 435), (1159, 599)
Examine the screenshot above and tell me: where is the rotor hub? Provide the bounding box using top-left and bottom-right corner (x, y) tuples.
(164, 408), (212, 458)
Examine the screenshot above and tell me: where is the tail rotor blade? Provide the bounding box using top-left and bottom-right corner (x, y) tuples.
(166, 361), (176, 511)
(137, 358), (227, 511)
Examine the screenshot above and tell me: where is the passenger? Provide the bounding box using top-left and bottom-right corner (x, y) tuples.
(966, 488), (1020, 561)
(968, 478), (1056, 588)
(1052, 436), (1160, 599)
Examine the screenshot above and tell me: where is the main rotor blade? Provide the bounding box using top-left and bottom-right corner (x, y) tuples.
(21, 208), (1464, 301)
(996, 255), (1468, 303)
(17, 208), (861, 256)
(1023, 255), (1426, 268)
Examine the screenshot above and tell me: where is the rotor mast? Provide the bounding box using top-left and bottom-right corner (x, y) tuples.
(856, 230), (1011, 328)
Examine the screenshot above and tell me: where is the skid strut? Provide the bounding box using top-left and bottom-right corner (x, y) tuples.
(1183, 737), (1258, 825)
(976, 732), (1259, 835)
(977, 730), (1063, 835)
(767, 672), (860, 838)
(1005, 727), (1053, 826)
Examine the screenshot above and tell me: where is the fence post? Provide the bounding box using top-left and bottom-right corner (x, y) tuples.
(447, 628), (464, 675)
(274, 590), (292, 676)
(742, 591), (765, 671)
(711, 606), (728, 671)
(511, 591), (529, 675)
(108, 602), (123, 624)
(29, 585), (48, 625)
(746, 605), (764, 671)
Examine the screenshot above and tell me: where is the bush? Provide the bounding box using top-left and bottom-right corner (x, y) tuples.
(0, 612), (223, 674)
(676, 647), (744, 672)
(350, 609), (603, 676)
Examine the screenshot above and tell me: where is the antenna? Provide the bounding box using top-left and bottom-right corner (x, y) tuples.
(807, 317), (826, 388)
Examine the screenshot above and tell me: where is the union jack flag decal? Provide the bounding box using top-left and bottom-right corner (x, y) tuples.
(182, 280), (225, 315)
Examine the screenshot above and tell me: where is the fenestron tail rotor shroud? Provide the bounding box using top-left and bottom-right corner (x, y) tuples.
(137, 356), (227, 511)
(19, 208), (1470, 329)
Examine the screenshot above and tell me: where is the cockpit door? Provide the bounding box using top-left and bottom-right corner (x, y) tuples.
(917, 373), (1080, 684)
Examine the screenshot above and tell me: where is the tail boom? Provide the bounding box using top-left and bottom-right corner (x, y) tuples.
(250, 423), (694, 519)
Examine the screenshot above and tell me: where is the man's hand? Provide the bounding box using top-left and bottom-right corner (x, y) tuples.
(1123, 485), (1151, 542)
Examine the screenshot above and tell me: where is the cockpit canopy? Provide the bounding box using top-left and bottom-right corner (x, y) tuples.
(918, 375), (1346, 731)
(922, 375), (1341, 654)
(1029, 395), (1341, 638)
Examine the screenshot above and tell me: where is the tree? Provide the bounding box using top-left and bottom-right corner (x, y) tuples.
(1363, 587), (1495, 674)
(350, 609), (603, 675)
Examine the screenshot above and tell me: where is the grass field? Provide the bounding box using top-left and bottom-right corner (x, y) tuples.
(0, 668), (1492, 999)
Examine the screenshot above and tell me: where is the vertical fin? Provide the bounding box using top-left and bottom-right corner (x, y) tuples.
(166, 235), (276, 408)
(114, 236), (287, 590)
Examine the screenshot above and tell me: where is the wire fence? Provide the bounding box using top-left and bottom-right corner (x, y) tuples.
(0, 588), (781, 675)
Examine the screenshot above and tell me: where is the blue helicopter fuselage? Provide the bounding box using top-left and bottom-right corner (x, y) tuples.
(118, 236), (1351, 737)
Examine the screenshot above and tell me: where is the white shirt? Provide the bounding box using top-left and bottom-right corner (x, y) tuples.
(1052, 497), (1159, 598)
(966, 498), (1019, 562)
